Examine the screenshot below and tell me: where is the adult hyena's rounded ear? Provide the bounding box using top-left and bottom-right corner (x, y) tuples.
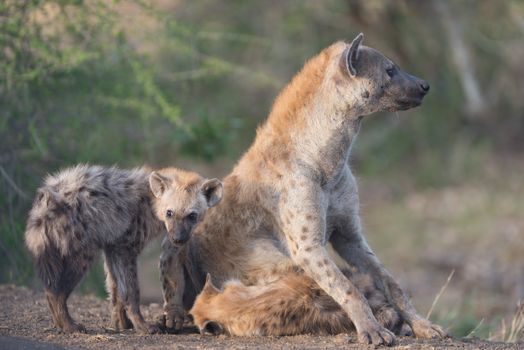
(149, 171), (171, 198)
(343, 32), (364, 77)
(201, 178), (223, 208)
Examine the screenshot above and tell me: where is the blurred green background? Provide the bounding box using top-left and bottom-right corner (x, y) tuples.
(1, 0), (523, 342)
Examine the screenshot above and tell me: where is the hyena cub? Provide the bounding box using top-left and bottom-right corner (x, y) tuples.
(24, 164), (222, 334)
(190, 272), (403, 337)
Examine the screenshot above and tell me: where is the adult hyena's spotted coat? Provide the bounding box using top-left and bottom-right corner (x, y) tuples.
(161, 33), (447, 345)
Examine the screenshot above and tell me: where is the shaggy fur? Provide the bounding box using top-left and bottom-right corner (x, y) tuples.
(160, 33), (447, 345)
(190, 268), (404, 337)
(25, 164), (222, 334)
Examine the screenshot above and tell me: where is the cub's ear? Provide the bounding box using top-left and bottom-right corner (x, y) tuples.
(149, 172), (171, 198)
(201, 178), (223, 208)
(343, 32), (364, 77)
(203, 273), (221, 295)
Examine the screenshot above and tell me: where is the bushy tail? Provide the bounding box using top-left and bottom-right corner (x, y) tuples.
(24, 188), (65, 292)
(34, 243), (64, 292)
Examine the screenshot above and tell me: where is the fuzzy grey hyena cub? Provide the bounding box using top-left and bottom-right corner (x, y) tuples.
(24, 165), (222, 334)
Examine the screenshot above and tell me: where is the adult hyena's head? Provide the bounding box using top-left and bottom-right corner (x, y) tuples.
(149, 169), (223, 246)
(331, 33), (429, 115)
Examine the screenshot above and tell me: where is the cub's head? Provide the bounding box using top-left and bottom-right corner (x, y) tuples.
(149, 168), (223, 246)
(189, 273), (226, 336)
(330, 33), (429, 115)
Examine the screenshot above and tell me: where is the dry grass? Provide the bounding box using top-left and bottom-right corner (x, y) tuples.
(426, 269), (455, 320)
(491, 300), (524, 343)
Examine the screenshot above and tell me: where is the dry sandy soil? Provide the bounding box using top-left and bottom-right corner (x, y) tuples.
(0, 285), (521, 350)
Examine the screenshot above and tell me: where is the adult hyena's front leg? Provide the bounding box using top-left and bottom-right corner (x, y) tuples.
(378, 262), (449, 339)
(158, 238), (186, 332)
(281, 184), (394, 346)
(332, 238), (448, 339)
(329, 168), (448, 339)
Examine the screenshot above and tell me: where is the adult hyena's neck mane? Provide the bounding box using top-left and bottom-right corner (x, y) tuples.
(245, 42), (360, 183)
(264, 48), (331, 140)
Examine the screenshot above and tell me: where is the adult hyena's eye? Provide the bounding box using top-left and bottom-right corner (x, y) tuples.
(166, 209), (174, 218)
(186, 212), (198, 223)
(386, 66), (396, 78)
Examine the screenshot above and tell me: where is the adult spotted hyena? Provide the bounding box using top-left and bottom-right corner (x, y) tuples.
(161, 33), (447, 345)
(25, 165), (222, 334)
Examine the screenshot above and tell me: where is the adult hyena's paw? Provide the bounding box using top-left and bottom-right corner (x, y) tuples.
(411, 318), (449, 339)
(357, 324), (396, 346)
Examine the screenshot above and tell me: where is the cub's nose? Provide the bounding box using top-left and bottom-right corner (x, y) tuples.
(171, 237), (189, 246)
(420, 81), (430, 93)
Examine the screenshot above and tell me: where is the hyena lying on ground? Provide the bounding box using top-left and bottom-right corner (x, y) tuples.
(190, 267), (407, 336)
(160, 33), (447, 345)
(24, 164), (222, 334)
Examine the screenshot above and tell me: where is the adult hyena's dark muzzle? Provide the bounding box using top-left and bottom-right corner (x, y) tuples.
(385, 68), (430, 111)
(341, 34), (430, 114)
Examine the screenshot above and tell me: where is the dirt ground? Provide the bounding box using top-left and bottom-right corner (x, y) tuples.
(0, 285), (521, 350)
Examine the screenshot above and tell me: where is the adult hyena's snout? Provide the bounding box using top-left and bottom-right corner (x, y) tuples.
(419, 79), (430, 93)
(407, 72), (430, 96)
(389, 70), (430, 111)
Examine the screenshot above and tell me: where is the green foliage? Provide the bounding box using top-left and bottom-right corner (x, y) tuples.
(0, 0), (276, 292)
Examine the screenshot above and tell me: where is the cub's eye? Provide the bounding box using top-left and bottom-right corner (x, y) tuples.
(166, 209), (174, 218)
(186, 212), (198, 223)
(386, 66), (396, 78)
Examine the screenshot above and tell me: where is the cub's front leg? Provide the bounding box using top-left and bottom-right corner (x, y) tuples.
(104, 248), (160, 334)
(280, 182), (394, 346)
(158, 237), (186, 332)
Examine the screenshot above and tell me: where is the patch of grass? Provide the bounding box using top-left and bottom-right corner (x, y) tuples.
(491, 300), (524, 343)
